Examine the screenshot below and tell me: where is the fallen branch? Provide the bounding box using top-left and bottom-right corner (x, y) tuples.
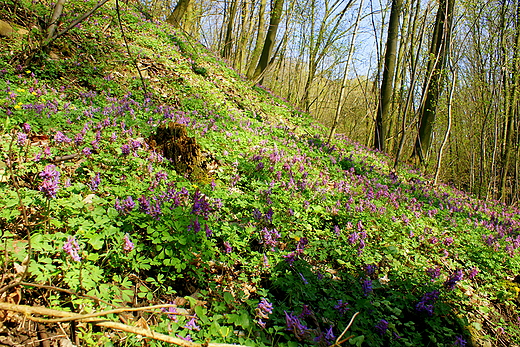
(0, 302), (247, 347)
(331, 311), (359, 346)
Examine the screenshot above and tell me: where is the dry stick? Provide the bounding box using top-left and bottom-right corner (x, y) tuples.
(331, 311), (359, 346)
(0, 302), (247, 347)
(19, 282), (117, 308)
(115, 0), (148, 96)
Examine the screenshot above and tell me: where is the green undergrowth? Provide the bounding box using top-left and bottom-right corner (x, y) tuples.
(1, 1), (520, 346)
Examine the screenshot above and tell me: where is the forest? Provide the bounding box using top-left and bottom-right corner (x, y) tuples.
(0, 0), (520, 346)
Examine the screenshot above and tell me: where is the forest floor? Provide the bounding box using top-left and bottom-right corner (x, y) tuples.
(1, 1), (520, 346)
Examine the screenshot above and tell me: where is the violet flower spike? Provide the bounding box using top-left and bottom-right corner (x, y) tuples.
(123, 233), (134, 253)
(63, 236), (81, 262)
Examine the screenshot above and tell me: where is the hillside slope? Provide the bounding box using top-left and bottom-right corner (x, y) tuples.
(1, 1), (520, 346)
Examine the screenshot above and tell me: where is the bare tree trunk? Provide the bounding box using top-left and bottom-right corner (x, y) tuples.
(46, 0), (67, 41)
(413, 0), (455, 163)
(328, 0), (365, 142)
(247, 0), (267, 79)
(394, 3), (428, 168)
(166, 0), (192, 28)
(252, 0), (285, 81)
(222, 0), (239, 59)
(434, 69), (456, 184)
(374, 0), (403, 152)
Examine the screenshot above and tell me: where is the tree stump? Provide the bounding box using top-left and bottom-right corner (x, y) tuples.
(148, 122), (202, 174)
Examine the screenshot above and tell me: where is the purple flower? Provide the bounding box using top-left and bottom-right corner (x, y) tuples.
(259, 227), (281, 251)
(375, 319), (389, 336)
(426, 267), (441, 280)
(223, 241), (232, 253)
(16, 132), (27, 146)
(109, 132), (117, 142)
(444, 269), (463, 291)
(39, 165), (60, 198)
(74, 133), (84, 145)
(191, 190), (211, 219)
(162, 305), (178, 322)
(184, 315), (201, 331)
(468, 267), (479, 279)
(283, 252), (296, 265)
(415, 290), (440, 316)
(365, 264), (377, 276)
(284, 311), (307, 338)
(454, 335), (467, 346)
(443, 237), (454, 246)
(188, 218), (201, 233)
(256, 298), (273, 328)
(176, 334), (192, 341)
(299, 272), (308, 285)
(54, 131), (71, 144)
(334, 225), (341, 236)
(115, 196), (135, 215)
(123, 233), (134, 253)
(22, 123), (31, 133)
(334, 300), (349, 315)
(362, 278), (373, 296)
(120, 144), (131, 156)
(63, 236), (81, 262)
(82, 147), (92, 156)
(89, 173), (101, 191)
(205, 224), (213, 238)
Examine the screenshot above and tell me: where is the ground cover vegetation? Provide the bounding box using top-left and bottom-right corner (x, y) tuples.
(1, 1), (520, 346)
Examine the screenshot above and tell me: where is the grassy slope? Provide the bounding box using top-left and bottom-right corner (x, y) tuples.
(1, 1), (520, 346)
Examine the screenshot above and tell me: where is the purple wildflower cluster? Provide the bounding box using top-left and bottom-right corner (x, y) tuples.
(334, 300), (349, 315)
(362, 278), (373, 296)
(39, 164), (60, 198)
(16, 132), (27, 147)
(115, 196), (136, 215)
(184, 315), (201, 331)
(374, 319), (389, 335)
(123, 233), (134, 253)
(161, 304), (179, 322)
(284, 311), (308, 339)
(63, 236), (81, 262)
(191, 190), (211, 219)
(444, 269), (464, 290)
(426, 266), (441, 280)
(415, 290), (440, 316)
(255, 298), (273, 328)
(314, 325), (335, 345)
(89, 172), (101, 191)
(259, 227), (281, 251)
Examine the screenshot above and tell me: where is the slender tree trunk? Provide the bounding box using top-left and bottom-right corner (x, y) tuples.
(374, 0), (403, 152)
(166, 0), (192, 28)
(252, 0), (285, 81)
(394, 3), (428, 168)
(247, 0), (267, 79)
(328, 0), (365, 142)
(413, 0), (455, 163)
(46, 0), (67, 41)
(222, 0), (239, 59)
(434, 69), (456, 184)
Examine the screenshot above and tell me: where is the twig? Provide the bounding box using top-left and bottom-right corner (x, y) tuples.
(19, 282), (116, 308)
(115, 0), (148, 96)
(0, 302), (247, 347)
(331, 311), (359, 346)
